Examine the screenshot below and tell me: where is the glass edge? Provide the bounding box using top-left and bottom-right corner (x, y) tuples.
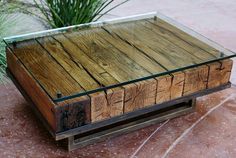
(3, 12), (157, 44)
(154, 12), (236, 55)
(54, 55), (236, 103)
(54, 11), (236, 102)
(5, 11), (235, 102)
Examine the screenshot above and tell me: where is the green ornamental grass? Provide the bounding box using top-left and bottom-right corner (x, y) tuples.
(0, 0), (129, 81)
(0, 1), (30, 81)
(0, 14), (15, 81)
(0, 1), (18, 81)
(29, 0), (130, 28)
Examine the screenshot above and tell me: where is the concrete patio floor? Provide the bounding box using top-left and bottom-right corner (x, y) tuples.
(1, 0), (236, 157)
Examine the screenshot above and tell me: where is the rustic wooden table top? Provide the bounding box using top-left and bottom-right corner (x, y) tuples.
(6, 13), (236, 102)
(5, 13), (236, 132)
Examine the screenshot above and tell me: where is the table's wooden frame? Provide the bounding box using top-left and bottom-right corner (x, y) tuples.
(7, 68), (231, 151)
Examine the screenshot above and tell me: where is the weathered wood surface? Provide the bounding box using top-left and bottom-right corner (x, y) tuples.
(7, 15), (234, 132)
(208, 59), (233, 88)
(37, 36), (124, 123)
(8, 41), (91, 132)
(6, 48), (57, 130)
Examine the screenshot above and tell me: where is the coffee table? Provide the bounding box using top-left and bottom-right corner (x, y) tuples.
(4, 12), (235, 151)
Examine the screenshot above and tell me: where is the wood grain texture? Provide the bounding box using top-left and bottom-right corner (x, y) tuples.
(38, 37), (104, 122)
(65, 29), (159, 116)
(90, 89), (124, 122)
(143, 20), (216, 61)
(149, 18), (223, 58)
(183, 65), (209, 95)
(55, 97), (91, 132)
(37, 37), (100, 91)
(9, 41), (92, 132)
(207, 59), (233, 88)
(155, 75), (172, 104)
(155, 72), (185, 104)
(90, 92), (109, 122)
(90, 88), (124, 122)
(171, 72), (185, 99)
(6, 15), (234, 133)
(38, 35), (124, 122)
(65, 30), (150, 81)
(53, 34), (119, 86)
(106, 88), (124, 117)
(96, 28), (166, 74)
(6, 48), (56, 131)
(124, 79), (157, 113)
(103, 22), (204, 68)
(10, 40), (86, 100)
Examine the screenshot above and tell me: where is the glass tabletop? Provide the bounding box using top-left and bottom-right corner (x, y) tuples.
(4, 12), (236, 102)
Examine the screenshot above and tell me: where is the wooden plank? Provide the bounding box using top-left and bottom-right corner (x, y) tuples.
(101, 25), (187, 106)
(134, 23), (231, 97)
(64, 30), (150, 81)
(138, 23), (232, 95)
(10, 40), (86, 99)
(90, 88), (124, 122)
(6, 48), (57, 131)
(148, 18), (224, 57)
(55, 97), (91, 132)
(102, 25), (187, 104)
(103, 22), (204, 68)
(155, 75), (172, 104)
(126, 23), (231, 99)
(37, 36), (107, 123)
(90, 89), (124, 122)
(170, 72), (185, 99)
(133, 23), (228, 97)
(52, 34), (125, 122)
(142, 20), (232, 91)
(38, 36), (124, 123)
(36, 37), (101, 91)
(154, 12), (235, 56)
(36, 37), (104, 124)
(95, 27), (183, 108)
(155, 72), (185, 104)
(95, 28), (166, 74)
(90, 92), (109, 122)
(107, 88), (124, 117)
(95, 28), (185, 107)
(102, 24), (199, 100)
(105, 22), (228, 101)
(98, 26), (188, 104)
(183, 65), (209, 95)
(142, 20), (216, 61)
(9, 40), (92, 132)
(124, 79), (157, 113)
(102, 27), (178, 70)
(207, 59), (233, 88)
(53, 34), (119, 86)
(132, 24), (202, 64)
(65, 30), (159, 113)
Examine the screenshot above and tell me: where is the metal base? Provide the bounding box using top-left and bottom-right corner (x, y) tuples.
(68, 99), (195, 151)
(6, 68), (231, 151)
